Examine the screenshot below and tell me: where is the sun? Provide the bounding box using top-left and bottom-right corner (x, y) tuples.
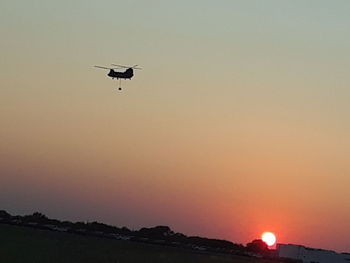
(261, 232), (276, 246)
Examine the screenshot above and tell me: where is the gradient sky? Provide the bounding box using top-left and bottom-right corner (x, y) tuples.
(1, 0), (350, 252)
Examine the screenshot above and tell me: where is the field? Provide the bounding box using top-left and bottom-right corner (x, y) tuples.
(0, 224), (282, 263)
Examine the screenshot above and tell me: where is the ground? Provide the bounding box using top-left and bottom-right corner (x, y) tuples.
(0, 224), (283, 263)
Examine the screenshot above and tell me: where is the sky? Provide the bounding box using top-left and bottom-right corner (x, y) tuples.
(1, 0), (350, 252)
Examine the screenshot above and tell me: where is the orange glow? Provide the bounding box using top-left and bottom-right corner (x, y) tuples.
(262, 232), (276, 246)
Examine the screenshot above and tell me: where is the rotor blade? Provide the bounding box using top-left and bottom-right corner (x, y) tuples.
(94, 66), (111, 70)
(132, 65), (142, 70)
(111, 64), (129, 69)
(111, 64), (142, 70)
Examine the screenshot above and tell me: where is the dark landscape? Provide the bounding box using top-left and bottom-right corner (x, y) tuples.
(0, 210), (297, 263)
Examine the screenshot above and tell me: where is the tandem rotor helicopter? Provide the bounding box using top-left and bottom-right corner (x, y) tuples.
(94, 64), (142, 90)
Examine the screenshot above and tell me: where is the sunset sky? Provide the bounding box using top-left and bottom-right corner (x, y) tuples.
(1, 0), (350, 252)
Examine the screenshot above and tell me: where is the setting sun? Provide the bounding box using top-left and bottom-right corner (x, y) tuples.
(262, 232), (277, 246)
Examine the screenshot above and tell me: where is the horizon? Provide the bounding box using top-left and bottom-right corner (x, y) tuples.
(3, 209), (349, 254)
(1, 0), (349, 253)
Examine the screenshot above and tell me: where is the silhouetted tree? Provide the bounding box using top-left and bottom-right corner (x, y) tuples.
(73, 221), (87, 230)
(187, 236), (236, 249)
(0, 210), (11, 219)
(138, 226), (174, 239)
(22, 212), (49, 224)
(246, 239), (269, 255)
(120, 226), (132, 235)
(85, 221), (122, 234)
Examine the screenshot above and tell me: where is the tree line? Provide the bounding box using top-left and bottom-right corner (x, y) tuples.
(0, 210), (300, 262)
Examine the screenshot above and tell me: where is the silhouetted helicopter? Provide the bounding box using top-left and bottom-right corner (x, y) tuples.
(94, 64), (142, 90)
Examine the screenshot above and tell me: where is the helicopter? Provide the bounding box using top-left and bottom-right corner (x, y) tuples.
(94, 64), (142, 90)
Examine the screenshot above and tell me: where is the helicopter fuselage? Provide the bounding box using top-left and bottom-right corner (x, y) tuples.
(108, 68), (134, 79)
